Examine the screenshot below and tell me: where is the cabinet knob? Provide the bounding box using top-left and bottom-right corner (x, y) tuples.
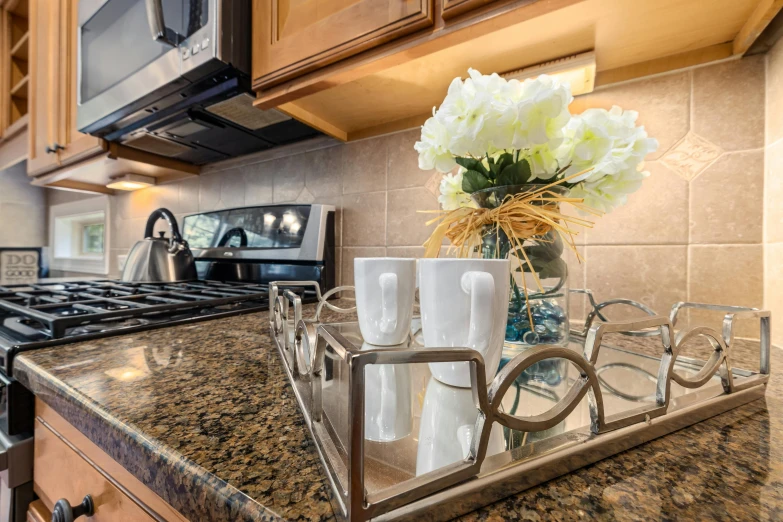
(45, 143), (65, 154)
(51, 495), (94, 522)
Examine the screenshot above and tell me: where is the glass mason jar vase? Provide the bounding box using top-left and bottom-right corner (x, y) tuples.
(471, 184), (570, 355)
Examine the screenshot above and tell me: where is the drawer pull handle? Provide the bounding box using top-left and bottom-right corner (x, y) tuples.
(52, 495), (94, 522)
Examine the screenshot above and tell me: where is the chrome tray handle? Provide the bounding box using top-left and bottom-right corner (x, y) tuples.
(572, 288), (660, 337)
(269, 281), (356, 354)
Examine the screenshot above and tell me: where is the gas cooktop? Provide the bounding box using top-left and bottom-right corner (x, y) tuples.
(0, 279), (313, 375)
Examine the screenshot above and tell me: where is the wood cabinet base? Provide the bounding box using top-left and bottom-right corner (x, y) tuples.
(34, 399), (188, 522)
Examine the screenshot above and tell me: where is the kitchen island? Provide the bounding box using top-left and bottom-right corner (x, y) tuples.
(13, 302), (783, 521)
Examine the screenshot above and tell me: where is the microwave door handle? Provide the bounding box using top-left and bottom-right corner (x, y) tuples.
(144, 0), (180, 47)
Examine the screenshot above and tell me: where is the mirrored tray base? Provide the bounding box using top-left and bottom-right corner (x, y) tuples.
(268, 282), (770, 521)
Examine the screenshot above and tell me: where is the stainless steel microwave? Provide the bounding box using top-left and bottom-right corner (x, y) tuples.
(76, 0), (319, 165)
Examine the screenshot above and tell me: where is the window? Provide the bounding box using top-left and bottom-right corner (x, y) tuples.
(81, 223), (105, 255)
(49, 196), (111, 275)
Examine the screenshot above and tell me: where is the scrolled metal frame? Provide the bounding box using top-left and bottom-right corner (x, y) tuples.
(268, 282), (771, 522)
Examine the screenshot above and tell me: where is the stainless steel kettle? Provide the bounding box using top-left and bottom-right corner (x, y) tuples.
(121, 208), (197, 282)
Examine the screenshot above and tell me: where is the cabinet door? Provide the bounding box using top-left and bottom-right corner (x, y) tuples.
(57, 0), (101, 166)
(252, 0), (434, 89)
(27, 0), (60, 176)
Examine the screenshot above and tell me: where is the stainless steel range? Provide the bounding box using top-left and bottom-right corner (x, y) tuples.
(0, 203), (335, 522)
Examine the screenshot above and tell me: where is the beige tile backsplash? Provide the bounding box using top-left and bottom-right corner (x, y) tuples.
(50, 55), (781, 344)
(1, 162), (46, 247)
(766, 39), (783, 347)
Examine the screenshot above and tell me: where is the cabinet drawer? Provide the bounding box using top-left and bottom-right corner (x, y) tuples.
(33, 418), (157, 522)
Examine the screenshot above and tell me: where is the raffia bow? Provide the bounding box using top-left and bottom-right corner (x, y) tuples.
(421, 172), (600, 324)
(423, 171), (599, 260)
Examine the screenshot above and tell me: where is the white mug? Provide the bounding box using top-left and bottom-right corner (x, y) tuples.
(418, 258), (510, 388)
(416, 377), (505, 475)
(355, 258), (417, 345)
(363, 342), (413, 442)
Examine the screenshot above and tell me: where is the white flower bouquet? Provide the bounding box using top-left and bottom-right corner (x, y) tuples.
(415, 69), (658, 213)
(415, 69), (658, 348)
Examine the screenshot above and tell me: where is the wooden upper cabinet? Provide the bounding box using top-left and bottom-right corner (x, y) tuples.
(441, 0), (499, 19)
(28, 0), (100, 177)
(27, 0), (59, 175)
(58, 0), (100, 166)
(252, 0), (434, 89)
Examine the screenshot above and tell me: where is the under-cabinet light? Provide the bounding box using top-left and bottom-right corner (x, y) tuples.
(502, 51), (596, 96)
(106, 174), (156, 191)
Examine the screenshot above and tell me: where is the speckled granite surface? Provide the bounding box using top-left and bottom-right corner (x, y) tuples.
(14, 305), (782, 521)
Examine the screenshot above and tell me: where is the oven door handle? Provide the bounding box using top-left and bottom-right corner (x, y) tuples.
(144, 0), (180, 47)
(0, 427), (32, 487)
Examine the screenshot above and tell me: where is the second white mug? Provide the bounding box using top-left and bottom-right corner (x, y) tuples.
(418, 258), (510, 387)
(355, 258), (417, 345)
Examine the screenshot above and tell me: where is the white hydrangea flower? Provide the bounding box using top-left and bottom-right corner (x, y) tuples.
(569, 167), (650, 213)
(560, 106), (658, 211)
(415, 70), (572, 169)
(563, 106), (657, 181)
(495, 75), (571, 150)
(415, 70), (658, 215)
(414, 116), (457, 173)
(438, 170), (475, 210)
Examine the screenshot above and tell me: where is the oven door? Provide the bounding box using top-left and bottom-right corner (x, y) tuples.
(77, 0), (210, 134)
(0, 427), (33, 522)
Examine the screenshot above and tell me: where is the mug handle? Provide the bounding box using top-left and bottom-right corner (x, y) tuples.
(379, 273), (398, 334)
(461, 271), (495, 353)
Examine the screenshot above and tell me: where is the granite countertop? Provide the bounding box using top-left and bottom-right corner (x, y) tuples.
(14, 303), (783, 521)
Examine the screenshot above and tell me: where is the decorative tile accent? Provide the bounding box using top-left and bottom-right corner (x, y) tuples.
(660, 132), (723, 181)
(296, 187), (315, 204)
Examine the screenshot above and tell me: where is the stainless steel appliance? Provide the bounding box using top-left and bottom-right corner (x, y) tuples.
(182, 204), (336, 287)
(121, 208), (197, 282)
(76, 0), (320, 165)
(0, 203), (335, 521)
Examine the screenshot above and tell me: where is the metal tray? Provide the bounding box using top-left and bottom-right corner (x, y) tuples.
(268, 282), (770, 521)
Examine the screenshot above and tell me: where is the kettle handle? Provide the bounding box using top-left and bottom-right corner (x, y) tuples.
(145, 208), (183, 242)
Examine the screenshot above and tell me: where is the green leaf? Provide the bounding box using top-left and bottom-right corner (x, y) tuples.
(489, 153), (514, 178)
(462, 170), (491, 193)
(455, 157), (489, 176)
(496, 159), (532, 187)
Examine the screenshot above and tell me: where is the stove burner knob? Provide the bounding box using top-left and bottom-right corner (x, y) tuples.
(52, 495), (94, 522)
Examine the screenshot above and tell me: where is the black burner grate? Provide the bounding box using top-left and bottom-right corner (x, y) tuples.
(0, 280), (273, 338)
